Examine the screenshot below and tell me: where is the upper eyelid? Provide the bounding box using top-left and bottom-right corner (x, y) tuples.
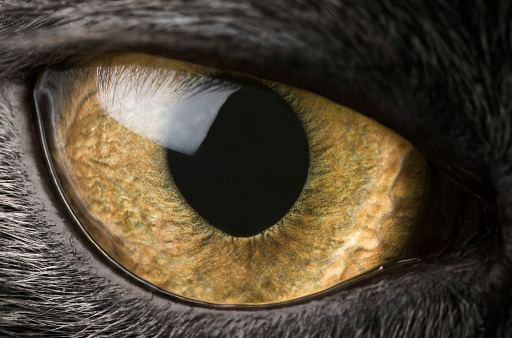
(0, 3), (393, 81)
(0, 5), (421, 111)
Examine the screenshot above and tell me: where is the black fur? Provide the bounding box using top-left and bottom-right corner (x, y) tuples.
(0, 0), (511, 336)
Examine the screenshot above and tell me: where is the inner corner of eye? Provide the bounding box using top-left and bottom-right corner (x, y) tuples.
(33, 53), (482, 305)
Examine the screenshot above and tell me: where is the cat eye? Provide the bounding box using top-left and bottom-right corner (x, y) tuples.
(34, 53), (483, 305)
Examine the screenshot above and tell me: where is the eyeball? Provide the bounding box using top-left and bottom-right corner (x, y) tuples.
(34, 53), (482, 305)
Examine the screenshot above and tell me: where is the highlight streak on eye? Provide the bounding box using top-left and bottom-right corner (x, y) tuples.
(37, 54), (432, 305)
(98, 65), (240, 155)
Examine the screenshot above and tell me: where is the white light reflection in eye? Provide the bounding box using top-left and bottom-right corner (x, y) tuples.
(98, 66), (240, 155)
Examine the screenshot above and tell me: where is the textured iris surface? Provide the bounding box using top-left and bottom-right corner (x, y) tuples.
(36, 54), (429, 304)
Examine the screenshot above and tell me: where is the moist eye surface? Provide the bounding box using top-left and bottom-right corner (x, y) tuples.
(34, 53), (479, 305)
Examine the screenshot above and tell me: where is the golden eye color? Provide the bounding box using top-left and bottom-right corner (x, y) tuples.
(34, 53), (481, 305)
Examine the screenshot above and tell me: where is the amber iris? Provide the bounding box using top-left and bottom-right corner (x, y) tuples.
(34, 53), (477, 305)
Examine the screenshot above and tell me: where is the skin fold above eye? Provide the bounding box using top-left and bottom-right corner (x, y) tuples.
(34, 53), (479, 304)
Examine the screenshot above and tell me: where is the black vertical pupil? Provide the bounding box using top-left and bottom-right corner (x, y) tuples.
(167, 81), (309, 237)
